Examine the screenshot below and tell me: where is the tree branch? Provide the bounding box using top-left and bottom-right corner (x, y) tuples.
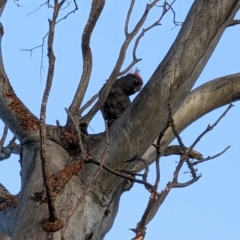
(124, 0), (135, 36)
(90, 0), (240, 197)
(39, 0), (64, 232)
(0, 0), (6, 18)
(142, 73), (240, 169)
(227, 19), (240, 27)
(0, 16), (39, 142)
(192, 145), (231, 166)
(0, 125), (8, 146)
(0, 137), (20, 161)
(189, 103), (233, 151)
(68, 0), (105, 119)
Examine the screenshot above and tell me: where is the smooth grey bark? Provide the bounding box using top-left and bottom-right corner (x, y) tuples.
(143, 73), (240, 166)
(90, 0), (240, 201)
(0, 1), (239, 240)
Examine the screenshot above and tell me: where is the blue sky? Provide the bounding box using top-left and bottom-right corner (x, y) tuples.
(0, 1), (239, 239)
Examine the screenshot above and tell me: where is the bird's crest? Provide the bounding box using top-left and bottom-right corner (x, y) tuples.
(128, 67), (143, 85)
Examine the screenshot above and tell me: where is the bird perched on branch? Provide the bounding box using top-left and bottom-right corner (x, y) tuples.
(100, 69), (143, 126)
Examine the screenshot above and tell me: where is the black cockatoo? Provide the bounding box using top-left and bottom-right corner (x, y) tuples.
(100, 70), (143, 125)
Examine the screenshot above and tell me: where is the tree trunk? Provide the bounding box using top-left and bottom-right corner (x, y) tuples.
(0, 0), (239, 239)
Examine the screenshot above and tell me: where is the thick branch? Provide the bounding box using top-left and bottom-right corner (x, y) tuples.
(0, 24), (39, 141)
(143, 73), (240, 166)
(0, 0), (6, 17)
(90, 1), (240, 194)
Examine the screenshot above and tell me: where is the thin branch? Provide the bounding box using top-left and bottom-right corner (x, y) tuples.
(21, 0), (78, 79)
(56, 0), (78, 24)
(124, 0), (135, 36)
(189, 103), (233, 151)
(26, 2), (48, 17)
(39, 0), (64, 231)
(86, 158), (154, 190)
(118, 58), (142, 76)
(173, 156), (185, 182)
(169, 115), (186, 150)
(68, 0), (105, 120)
(166, 1), (183, 27)
(125, 156), (150, 189)
(185, 158), (197, 178)
(78, 93), (98, 116)
(132, 0), (175, 62)
(227, 19), (240, 27)
(0, 125), (8, 146)
(192, 145), (231, 166)
(171, 176), (201, 188)
(20, 32), (48, 79)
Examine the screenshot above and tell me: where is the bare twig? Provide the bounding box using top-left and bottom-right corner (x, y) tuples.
(39, 0), (64, 231)
(0, 125), (8, 147)
(185, 158), (197, 178)
(20, 32), (48, 79)
(189, 103), (233, 151)
(86, 158), (154, 190)
(56, 0), (78, 24)
(78, 93), (98, 116)
(171, 176), (201, 188)
(192, 145), (231, 166)
(26, 2), (48, 17)
(132, 0), (175, 62)
(227, 19), (240, 27)
(124, 0), (135, 36)
(166, 1), (183, 27)
(21, 0), (78, 79)
(118, 58), (142, 76)
(125, 156), (150, 189)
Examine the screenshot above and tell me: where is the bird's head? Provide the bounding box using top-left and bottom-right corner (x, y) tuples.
(126, 68), (143, 93)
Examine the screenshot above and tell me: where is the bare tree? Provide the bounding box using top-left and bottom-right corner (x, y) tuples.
(0, 0), (239, 239)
